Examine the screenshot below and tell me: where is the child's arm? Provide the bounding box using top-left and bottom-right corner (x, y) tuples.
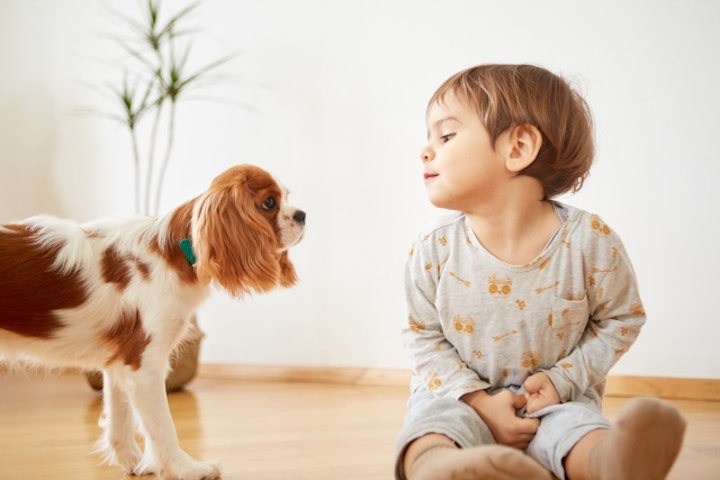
(402, 240), (489, 399)
(541, 225), (646, 403)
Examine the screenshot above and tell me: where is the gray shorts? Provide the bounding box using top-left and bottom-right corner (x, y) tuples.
(395, 387), (610, 480)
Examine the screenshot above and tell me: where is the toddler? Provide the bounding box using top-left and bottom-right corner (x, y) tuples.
(396, 64), (686, 480)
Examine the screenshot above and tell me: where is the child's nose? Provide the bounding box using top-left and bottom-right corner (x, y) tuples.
(420, 146), (434, 162)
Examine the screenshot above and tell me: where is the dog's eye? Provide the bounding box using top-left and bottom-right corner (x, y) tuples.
(261, 197), (276, 211)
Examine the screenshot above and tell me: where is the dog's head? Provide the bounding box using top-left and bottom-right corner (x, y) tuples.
(191, 164), (305, 297)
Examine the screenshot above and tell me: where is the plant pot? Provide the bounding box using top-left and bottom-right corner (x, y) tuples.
(86, 315), (204, 393)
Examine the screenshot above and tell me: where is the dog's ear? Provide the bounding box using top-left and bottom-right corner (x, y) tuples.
(278, 250), (297, 288)
(192, 180), (282, 297)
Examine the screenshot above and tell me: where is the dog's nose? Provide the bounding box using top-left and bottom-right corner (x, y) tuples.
(293, 210), (306, 225)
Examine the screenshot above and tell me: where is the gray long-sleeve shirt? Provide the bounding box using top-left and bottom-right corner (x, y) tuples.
(402, 203), (645, 403)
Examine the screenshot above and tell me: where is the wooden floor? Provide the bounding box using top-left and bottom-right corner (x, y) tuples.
(1, 372), (718, 480)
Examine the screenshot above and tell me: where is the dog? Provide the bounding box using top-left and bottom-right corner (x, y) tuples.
(0, 164), (306, 479)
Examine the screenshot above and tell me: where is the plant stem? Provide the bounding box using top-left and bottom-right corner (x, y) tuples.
(144, 103), (163, 215)
(153, 99), (177, 216)
(130, 126), (142, 214)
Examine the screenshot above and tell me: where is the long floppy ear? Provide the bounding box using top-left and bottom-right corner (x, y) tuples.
(191, 182), (281, 297)
(278, 250), (298, 288)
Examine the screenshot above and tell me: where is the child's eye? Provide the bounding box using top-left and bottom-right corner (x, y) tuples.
(440, 133), (455, 143)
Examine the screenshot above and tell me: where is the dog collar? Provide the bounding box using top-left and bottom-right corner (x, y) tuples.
(179, 238), (197, 266)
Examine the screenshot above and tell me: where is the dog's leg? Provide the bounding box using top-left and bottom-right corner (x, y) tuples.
(94, 369), (143, 474)
(127, 364), (221, 480)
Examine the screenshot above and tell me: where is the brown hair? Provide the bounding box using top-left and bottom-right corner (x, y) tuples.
(428, 64), (595, 198)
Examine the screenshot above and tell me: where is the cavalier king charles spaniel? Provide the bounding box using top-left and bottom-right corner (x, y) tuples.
(0, 164), (305, 480)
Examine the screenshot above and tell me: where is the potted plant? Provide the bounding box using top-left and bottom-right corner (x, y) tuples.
(85, 0), (236, 392)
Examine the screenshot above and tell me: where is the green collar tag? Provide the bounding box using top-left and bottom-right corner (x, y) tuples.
(179, 238), (197, 266)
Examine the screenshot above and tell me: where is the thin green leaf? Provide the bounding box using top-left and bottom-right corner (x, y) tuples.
(177, 53), (239, 91)
(100, 2), (147, 38)
(156, 1), (202, 38)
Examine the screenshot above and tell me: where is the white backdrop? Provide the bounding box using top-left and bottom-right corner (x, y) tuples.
(1, 0), (718, 378)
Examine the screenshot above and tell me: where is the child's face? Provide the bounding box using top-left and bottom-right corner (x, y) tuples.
(421, 92), (510, 212)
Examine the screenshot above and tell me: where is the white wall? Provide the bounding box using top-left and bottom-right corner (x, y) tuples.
(1, 0), (718, 378)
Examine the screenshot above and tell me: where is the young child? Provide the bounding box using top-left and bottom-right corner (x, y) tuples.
(396, 64), (686, 480)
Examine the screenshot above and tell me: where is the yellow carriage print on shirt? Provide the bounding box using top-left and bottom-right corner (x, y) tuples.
(488, 274), (512, 296)
(427, 372), (442, 392)
(453, 314), (475, 334)
(590, 215), (611, 236)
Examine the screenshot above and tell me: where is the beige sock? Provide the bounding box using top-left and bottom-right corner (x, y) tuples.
(407, 443), (553, 480)
(589, 397), (686, 480)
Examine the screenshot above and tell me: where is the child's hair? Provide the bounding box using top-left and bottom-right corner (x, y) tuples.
(428, 64), (595, 198)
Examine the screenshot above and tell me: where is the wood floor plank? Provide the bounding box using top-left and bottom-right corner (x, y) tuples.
(1, 371), (718, 479)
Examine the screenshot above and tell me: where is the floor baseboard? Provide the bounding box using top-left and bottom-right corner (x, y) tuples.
(197, 364), (720, 401)
(4, 363), (718, 401)
(604, 375), (720, 401)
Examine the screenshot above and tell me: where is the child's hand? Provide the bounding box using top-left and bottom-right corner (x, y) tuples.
(461, 390), (539, 449)
(523, 372), (561, 414)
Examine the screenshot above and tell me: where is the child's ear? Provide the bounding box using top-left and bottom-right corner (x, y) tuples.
(505, 124), (542, 173)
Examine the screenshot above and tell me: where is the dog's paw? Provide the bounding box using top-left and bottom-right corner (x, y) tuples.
(93, 438), (143, 475)
(138, 449), (221, 480)
(161, 457), (222, 480)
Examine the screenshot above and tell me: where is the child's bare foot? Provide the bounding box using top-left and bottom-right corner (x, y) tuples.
(589, 397), (686, 480)
(408, 444), (553, 480)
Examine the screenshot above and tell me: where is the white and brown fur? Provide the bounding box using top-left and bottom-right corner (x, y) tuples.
(0, 164), (305, 479)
